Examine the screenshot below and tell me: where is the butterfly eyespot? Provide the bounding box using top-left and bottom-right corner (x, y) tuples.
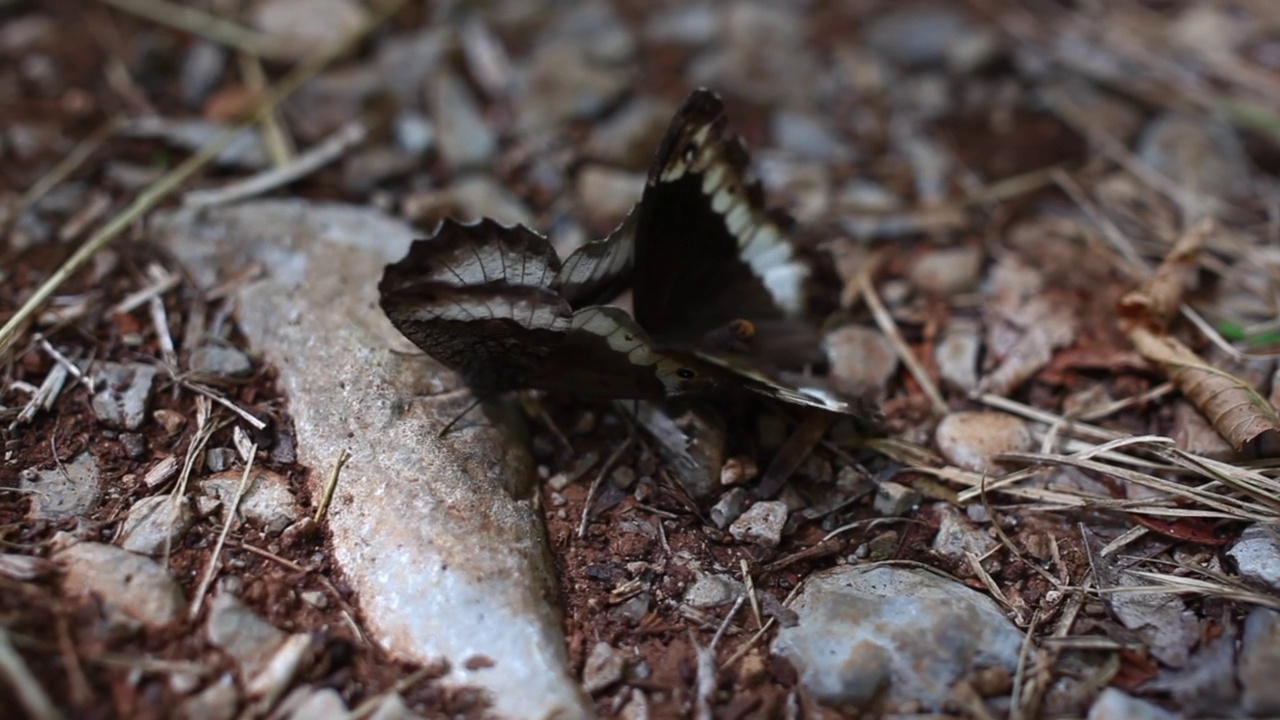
(677, 368), (696, 379)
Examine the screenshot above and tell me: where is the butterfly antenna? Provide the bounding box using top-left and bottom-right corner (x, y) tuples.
(438, 396), (483, 438)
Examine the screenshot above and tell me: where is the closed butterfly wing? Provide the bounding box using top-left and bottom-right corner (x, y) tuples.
(379, 218), (716, 399)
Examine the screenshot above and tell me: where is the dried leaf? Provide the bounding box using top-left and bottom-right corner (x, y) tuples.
(1117, 218), (1213, 330)
(1129, 326), (1280, 451)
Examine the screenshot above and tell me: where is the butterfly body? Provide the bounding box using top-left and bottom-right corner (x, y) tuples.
(380, 89), (879, 424)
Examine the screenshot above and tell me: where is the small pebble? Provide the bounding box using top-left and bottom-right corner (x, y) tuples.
(1227, 523), (1280, 592)
(719, 456), (758, 487)
(709, 487), (748, 529)
(610, 466), (636, 490)
(873, 481), (919, 517)
(581, 642), (625, 695)
(684, 573), (743, 609)
(934, 411), (1033, 473)
(825, 326), (898, 397)
(206, 447), (238, 473)
(729, 501), (789, 547)
(120, 432), (146, 459)
(189, 345), (253, 378)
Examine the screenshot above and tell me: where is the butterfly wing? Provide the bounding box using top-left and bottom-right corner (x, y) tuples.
(379, 218), (714, 399)
(379, 219), (573, 395)
(555, 206), (637, 308)
(692, 352), (882, 425)
(632, 88), (814, 362)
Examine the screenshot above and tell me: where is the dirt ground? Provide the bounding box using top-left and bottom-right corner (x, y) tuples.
(3, 1), (1280, 719)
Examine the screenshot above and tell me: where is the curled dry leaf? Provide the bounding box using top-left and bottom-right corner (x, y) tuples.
(1127, 327), (1279, 451)
(1118, 220), (1280, 450)
(1117, 218), (1213, 330)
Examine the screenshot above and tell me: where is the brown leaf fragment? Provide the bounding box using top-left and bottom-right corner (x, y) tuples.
(1116, 218), (1277, 450)
(1129, 326), (1280, 451)
(1117, 218), (1214, 331)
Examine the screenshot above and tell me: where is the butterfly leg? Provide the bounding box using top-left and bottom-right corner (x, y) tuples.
(437, 396), (484, 438)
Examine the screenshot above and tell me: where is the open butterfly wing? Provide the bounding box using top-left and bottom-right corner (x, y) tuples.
(631, 89), (819, 368)
(556, 207), (637, 309)
(379, 218), (713, 399)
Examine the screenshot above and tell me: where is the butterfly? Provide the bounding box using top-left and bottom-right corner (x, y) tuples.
(380, 88), (878, 421)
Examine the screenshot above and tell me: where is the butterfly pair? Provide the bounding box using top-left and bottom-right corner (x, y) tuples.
(379, 89), (874, 420)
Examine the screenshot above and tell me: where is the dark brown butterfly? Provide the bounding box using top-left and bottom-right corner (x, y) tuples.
(380, 89), (876, 420)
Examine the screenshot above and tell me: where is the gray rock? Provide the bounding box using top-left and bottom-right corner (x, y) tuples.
(459, 18), (513, 99)
(206, 592), (286, 679)
(124, 118), (269, 169)
(1240, 607), (1280, 715)
(935, 411), (1033, 473)
(1145, 622), (1238, 716)
(251, 0), (367, 63)
(582, 641), (625, 695)
(205, 447), (237, 473)
(688, 3), (816, 106)
(936, 320), (981, 391)
(118, 494), (194, 556)
(189, 345), (252, 378)
(644, 5), (718, 44)
(285, 28), (447, 139)
(21, 450), (101, 520)
(586, 98), (675, 168)
(575, 166), (644, 228)
(729, 501), (789, 547)
(864, 6), (976, 67)
(872, 481), (918, 517)
(449, 176), (536, 227)
(154, 201), (592, 719)
(246, 633), (313, 707)
(57, 539), (184, 629)
(609, 465), (636, 490)
(684, 573), (744, 609)
(342, 147), (422, 195)
(825, 326), (897, 398)
(201, 468), (300, 535)
(1136, 112), (1253, 212)
(1227, 523), (1280, 591)
(709, 488), (748, 529)
(393, 111), (435, 156)
(120, 432), (146, 459)
(517, 6), (635, 135)
(931, 504), (996, 561)
(772, 565), (1021, 709)
(91, 361), (157, 430)
(755, 153), (831, 224)
(1105, 571), (1198, 667)
(180, 41), (227, 109)
(428, 70), (497, 170)
(1086, 688), (1177, 720)
(771, 110), (854, 163)
(276, 686), (347, 720)
(908, 246), (984, 296)
(0, 14), (55, 55)
(179, 675), (239, 720)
